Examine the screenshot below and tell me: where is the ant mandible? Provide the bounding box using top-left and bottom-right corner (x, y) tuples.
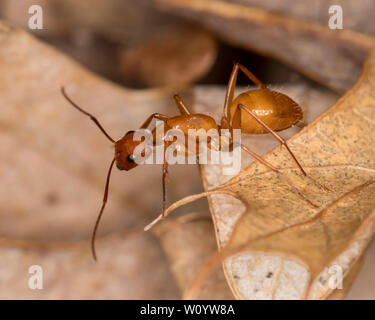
(61, 62), (329, 261)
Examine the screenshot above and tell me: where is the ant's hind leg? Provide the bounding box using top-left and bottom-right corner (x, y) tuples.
(240, 144), (319, 208)
(173, 94), (192, 115)
(238, 104), (330, 192)
(223, 62), (267, 124)
(233, 103), (321, 206)
(237, 64), (267, 90)
(223, 62), (240, 121)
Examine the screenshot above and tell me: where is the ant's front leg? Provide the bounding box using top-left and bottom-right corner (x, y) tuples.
(139, 114), (172, 217)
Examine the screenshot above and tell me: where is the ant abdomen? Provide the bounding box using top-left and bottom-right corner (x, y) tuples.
(230, 89), (302, 134)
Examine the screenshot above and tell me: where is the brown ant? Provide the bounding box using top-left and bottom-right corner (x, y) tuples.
(61, 63), (328, 261)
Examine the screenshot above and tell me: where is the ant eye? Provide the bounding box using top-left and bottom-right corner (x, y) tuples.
(127, 154), (135, 163)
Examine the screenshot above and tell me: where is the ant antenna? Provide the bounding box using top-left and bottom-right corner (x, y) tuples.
(91, 157), (116, 261)
(61, 87), (116, 143)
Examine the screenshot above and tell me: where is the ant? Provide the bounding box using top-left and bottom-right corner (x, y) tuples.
(61, 63), (328, 261)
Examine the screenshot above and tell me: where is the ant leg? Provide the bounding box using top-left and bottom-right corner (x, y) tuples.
(162, 141), (170, 217)
(220, 116), (231, 130)
(162, 162), (169, 217)
(223, 63), (240, 122)
(174, 94), (192, 115)
(140, 113), (169, 129)
(240, 144), (318, 208)
(237, 63), (267, 90)
(238, 104), (330, 191)
(223, 62), (267, 124)
(232, 104), (320, 205)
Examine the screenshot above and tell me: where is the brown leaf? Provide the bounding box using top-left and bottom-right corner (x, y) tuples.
(213, 50), (375, 299)
(155, 0), (375, 93)
(152, 212), (234, 299)
(150, 50), (375, 299)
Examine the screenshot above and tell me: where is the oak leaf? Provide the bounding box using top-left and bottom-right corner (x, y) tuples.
(154, 50), (375, 299)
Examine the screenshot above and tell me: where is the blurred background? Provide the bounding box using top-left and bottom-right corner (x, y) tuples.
(0, 0), (374, 299)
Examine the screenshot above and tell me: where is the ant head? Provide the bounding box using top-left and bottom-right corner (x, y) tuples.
(114, 131), (147, 171)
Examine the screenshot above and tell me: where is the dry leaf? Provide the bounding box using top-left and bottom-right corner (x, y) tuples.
(1, 16), (374, 300)
(152, 212), (234, 299)
(152, 50), (375, 299)
(202, 50), (375, 299)
(155, 0), (375, 93)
